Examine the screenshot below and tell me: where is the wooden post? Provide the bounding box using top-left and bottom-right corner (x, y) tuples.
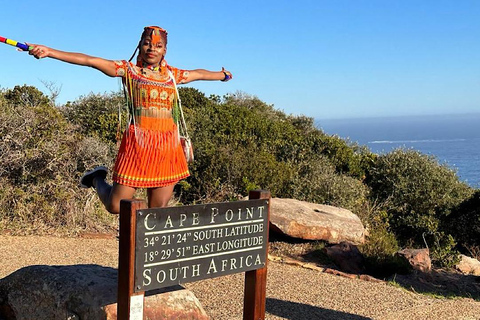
(117, 199), (147, 320)
(243, 190), (270, 320)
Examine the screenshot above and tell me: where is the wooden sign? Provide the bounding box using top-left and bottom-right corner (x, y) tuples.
(117, 190), (271, 320)
(134, 199), (269, 292)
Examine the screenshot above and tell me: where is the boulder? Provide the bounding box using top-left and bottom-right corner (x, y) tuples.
(455, 254), (480, 276)
(270, 198), (366, 244)
(0, 265), (209, 320)
(324, 241), (365, 274)
(396, 248), (431, 272)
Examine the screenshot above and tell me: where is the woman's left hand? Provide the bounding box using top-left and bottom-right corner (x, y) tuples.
(221, 67), (233, 82)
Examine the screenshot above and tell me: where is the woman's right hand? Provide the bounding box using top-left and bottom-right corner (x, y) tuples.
(27, 44), (50, 59)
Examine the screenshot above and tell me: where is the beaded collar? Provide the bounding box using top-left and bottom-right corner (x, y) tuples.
(142, 63), (159, 72)
(136, 58), (167, 73)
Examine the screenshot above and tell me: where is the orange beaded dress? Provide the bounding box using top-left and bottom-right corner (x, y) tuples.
(112, 59), (190, 188)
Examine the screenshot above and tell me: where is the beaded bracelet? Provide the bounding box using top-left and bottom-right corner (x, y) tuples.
(222, 71), (232, 82)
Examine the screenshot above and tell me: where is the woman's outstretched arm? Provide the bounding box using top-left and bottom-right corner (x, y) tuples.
(28, 44), (118, 77)
(181, 67), (232, 84)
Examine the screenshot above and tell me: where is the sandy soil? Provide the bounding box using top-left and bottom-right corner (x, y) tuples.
(1, 235), (480, 320)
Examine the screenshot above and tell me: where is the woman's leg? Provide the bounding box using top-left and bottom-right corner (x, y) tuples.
(147, 184), (176, 208)
(93, 178), (136, 214)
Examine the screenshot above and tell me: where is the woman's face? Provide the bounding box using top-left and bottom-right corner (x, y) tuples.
(139, 35), (166, 67)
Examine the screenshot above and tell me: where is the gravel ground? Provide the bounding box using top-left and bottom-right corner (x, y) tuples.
(1, 236), (479, 320)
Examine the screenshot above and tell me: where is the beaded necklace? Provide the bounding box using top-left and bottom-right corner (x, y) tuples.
(142, 62), (159, 72)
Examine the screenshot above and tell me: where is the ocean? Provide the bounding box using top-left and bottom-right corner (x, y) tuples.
(316, 113), (480, 189)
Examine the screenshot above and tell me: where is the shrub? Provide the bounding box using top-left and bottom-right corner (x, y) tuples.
(181, 90), (294, 202)
(4, 85), (50, 107)
(357, 203), (410, 278)
(425, 232), (461, 268)
(366, 148), (473, 265)
(289, 155), (369, 212)
(61, 91), (126, 144)
(179, 89), (369, 212)
(445, 190), (480, 254)
(0, 90), (117, 235)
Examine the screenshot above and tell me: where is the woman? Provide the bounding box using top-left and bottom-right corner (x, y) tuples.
(29, 26), (232, 214)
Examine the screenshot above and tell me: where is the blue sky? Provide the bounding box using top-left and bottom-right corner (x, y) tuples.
(1, 0), (479, 119)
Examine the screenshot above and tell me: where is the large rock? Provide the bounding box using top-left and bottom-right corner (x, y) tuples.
(0, 264), (209, 320)
(270, 198), (365, 244)
(324, 241), (365, 274)
(396, 248), (431, 273)
(455, 254), (480, 276)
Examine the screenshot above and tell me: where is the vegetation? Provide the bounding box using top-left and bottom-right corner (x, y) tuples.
(62, 91), (125, 144)
(366, 149), (473, 267)
(445, 190), (480, 260)
(0, 85), (117, 235)
(181, 89), (370, 212)
(0, 84), (477, 269)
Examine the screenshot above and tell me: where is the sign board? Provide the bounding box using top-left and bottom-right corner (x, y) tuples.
(134, 199), (269, 292)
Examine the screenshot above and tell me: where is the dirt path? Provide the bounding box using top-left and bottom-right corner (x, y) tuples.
(1, 236), (479, 319)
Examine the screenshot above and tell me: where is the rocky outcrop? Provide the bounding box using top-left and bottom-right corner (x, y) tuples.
(455, 254), (480, 276)
(396, 248), (431, 273)
(270, 198), (365, 244)
(324, 241), (365, 274)
(0, 264), (209, 320)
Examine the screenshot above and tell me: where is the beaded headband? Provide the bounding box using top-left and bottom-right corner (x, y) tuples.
(129, 26), (168, 64)
(143, 26), (168, 45)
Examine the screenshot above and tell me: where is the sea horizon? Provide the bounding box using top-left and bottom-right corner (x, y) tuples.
(316, 113), (480, 188)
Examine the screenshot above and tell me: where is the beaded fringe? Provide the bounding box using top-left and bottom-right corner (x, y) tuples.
(113, 62), (188, 188)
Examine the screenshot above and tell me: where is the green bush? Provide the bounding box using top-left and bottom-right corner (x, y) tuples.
(445, 190), (480, 254)
(4, 85), (50, 107)
(0, 89), (117, 235)
(426, 232), (461, 268)
(366, 148), (473, 266)
(357, 204), (411, 277)
(179, 89), (369, 212)
(289, 155), (368, 212)
(181, 90), (294, 202)
(62, 91), (126, 144)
